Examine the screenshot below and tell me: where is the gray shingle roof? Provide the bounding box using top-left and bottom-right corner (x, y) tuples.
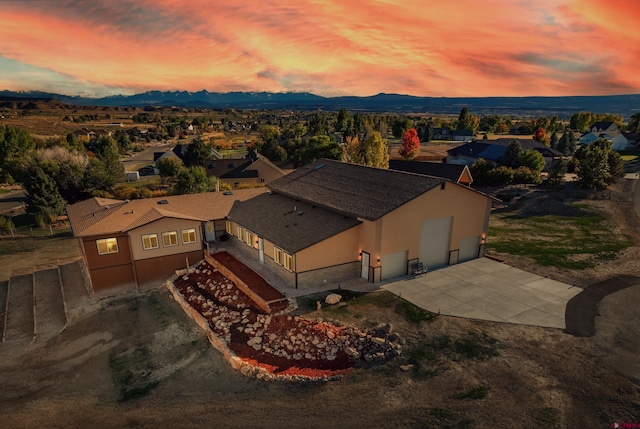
(388, 160), (468, 182)
(227, 193), (361, 253)
(267, 159), (445, 221)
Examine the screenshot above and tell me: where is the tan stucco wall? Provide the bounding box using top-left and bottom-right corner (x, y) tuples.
(378, 182), (490, 260)
(253, 159), (285, 183)
(296, 225), (361, 272)
(129, 217), (202, 261)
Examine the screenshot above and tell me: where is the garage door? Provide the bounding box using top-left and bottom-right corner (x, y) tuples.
(381, 250), (407, 280)
(419, 217), (452, 269)
(458, 236), (480, 262)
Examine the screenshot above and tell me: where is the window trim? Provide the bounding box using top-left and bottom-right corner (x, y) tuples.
(142, 233), (159, 250)
(225, 220), (232, 235)
(274, 247), (282, 265)
(181, 228), (197, 244)
(96, 238), (119, 255)
(162, 231), (178, 247)
(245, 230), (253, 247)
(236, 226), (243, 240)
(283, 252), (293, 272)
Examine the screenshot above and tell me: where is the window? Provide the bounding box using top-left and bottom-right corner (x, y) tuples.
(283, 252), (293, 271)
(226, 220), (232, 235)
(181, 228), (197, 244)
(274, 247), (282, 265)
(142, 234), (159, 250)
(236, 226), (243, 240)
(96, 238), (118, 255)
(162, 231), (178, 247)
(245, 231), (254, 247)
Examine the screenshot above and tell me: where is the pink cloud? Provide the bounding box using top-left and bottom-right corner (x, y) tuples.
(0, 0), (638, 97)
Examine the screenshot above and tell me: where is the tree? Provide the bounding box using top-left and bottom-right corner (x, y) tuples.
(342, 135), (364, 165)
(158, 157), (184, 182)
(0, 123), (35, 182)
(174, 166), (217, 194)
(457, 107), (479, 131)
(532, 127), (548, 145)
(33, 147), (89, 203)
(308, 112), (328, 136)
(627, 112), (640, 133)
(399, 128), (420, 159)
(114, 129), (132, 152)
(512, 166), (540, 184)
(23, 166), (65, 222)
(607, 151), (625, 184)
(545, 159), (567, 187)
(470, 158), (495, 186)
(576, 139), (612, 190)
(335, 108), (350, 133)
(183, 138), (211, 167)
(549, 132), (559, 149)
(362, 131), (389, 168)
(518, 149), (545, 173)
(499, 140), (522, 168)
(295, 135), (342, 167)
(391, 117), (413, 139)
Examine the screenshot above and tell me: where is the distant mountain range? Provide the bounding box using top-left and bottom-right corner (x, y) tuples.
(1, 90), (638, 117)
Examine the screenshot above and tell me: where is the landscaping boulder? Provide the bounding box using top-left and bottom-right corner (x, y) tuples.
(325, 293), (342, 305)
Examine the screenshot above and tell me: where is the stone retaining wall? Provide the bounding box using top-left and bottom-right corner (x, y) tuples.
(203, 252), (272, 314)
(166, 274), (332, 382)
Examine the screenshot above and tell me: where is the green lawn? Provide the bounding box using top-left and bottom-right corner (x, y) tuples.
(488, 212), (632, 270)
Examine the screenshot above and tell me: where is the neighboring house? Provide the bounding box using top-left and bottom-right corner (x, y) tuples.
(451, 129), (476, 142)
(579, 121), (629, 151)
(446, 138), (563, 171)
(226, 159), (492, 289)
(153, 149), (181, 166)
(205, 150), (286, 188)
(431, 127), (451, 140)
(388, 160), (473, 186)
(66, 189), (266, 295)
(588, 121), (619, 134)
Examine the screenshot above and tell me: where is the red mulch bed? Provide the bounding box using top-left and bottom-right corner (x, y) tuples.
(173, 260), (398, 380)
(212, 251), (285, 302)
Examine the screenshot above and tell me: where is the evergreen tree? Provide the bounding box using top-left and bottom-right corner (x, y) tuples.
(546, 159), (567, 187)
(550, 132), (559, 149)
(183, 138), (212, 167)
(498, 140), (522, 168)
(576, 139), (611, 190)
(24, 166), (65, 221)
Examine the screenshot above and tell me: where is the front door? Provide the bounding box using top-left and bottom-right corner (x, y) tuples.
(258, 238), (264, 264)
(361, 251), (370, 280)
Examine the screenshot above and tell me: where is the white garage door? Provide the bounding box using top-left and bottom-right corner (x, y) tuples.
(419, 217), (452, 269)
(381, 250), (407, 280)
(458, 236), (480, 262)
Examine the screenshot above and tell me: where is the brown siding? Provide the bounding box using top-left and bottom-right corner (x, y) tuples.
(82, 233), (133, 270)
(296, 262), (360, 289)
(89, 265), (136, 294)
(134, 250), (203, 289)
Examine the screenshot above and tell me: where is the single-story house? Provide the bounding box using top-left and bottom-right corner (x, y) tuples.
(205, 150), (286, 188)
(226, 159), (492, 289)
(432, 127), (451, 140)
(66, 189), (266, 295)
(388, 160), (473, 186)
(447, 138), (563, 171)
(451, 129), (476, 142)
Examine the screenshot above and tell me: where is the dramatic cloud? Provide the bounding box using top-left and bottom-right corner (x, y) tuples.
(0, 0), (638, 97)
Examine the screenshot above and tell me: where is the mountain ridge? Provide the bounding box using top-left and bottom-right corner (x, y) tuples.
(0, 89), (638, 117)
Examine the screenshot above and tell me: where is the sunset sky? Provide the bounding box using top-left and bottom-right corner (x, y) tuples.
(1, 0), (639, 98)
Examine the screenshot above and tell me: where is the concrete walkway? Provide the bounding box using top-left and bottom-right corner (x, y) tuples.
(384, 258), (581, 329)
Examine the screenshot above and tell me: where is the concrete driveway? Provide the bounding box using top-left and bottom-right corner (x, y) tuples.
(383, 258), (581, 329)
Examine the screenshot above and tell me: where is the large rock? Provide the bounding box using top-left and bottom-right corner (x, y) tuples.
(325, 293), (342, 305)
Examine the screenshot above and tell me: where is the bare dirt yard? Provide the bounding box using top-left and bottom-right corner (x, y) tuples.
(1, 183), (639, 428)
